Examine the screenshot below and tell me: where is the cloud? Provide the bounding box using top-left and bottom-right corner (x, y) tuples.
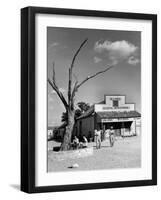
(127, 56), (140, 65)
(94, 56), (102, 63)
(48, 42), (67, 53)
(94, 40), (138, 65)
(50, 42), (59, 48)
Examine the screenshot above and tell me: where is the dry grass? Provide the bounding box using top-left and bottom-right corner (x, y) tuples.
(48, 136), (141, 172)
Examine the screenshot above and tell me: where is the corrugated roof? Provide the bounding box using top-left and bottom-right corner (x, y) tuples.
(97, 111), (141, 119)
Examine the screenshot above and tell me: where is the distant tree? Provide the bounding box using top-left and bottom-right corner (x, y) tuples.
(75, 109), (82, 119)
(77, 102), (90, 113)
(48, 39), (114, 151)
(61, 112), (68, 123)
(61, 102), (89, 123)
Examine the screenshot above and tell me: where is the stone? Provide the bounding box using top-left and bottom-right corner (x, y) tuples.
(71, 163), (79, 168)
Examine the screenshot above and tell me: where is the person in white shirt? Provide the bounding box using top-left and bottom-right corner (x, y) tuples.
(83, 136), (88, 148)
(94, 129), (101, 149)
(104, 129), (109, 140)
(109, 126), (115, 147)
(73, 136), (79, 149)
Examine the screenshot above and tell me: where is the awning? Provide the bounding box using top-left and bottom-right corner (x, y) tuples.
(97, 111), (141, 122)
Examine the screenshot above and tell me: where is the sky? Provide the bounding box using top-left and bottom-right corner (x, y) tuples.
(47, 27), (141, 126)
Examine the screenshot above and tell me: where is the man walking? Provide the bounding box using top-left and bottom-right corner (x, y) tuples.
(109, 126), (115, 147)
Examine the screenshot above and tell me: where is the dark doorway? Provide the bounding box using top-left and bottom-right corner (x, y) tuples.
(79, 121), (82, 136)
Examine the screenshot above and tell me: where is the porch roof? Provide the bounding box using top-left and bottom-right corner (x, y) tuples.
(97, 111), (141, 119)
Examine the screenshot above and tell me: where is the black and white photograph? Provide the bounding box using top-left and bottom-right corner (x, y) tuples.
(0, 0), (159, 197)
(20, 7), (157, 193)
(47, 27), (141, 172)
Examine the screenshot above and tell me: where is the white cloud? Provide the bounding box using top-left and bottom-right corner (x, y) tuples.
(50, 42), (59, 48)
(127, 56), (140, 65)
(94, 40), (139, 65)
(48, 42), (67, 52)
(94, 56), (102, 63)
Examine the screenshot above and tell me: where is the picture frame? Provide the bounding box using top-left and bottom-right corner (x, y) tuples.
(21, 6), (157, 193)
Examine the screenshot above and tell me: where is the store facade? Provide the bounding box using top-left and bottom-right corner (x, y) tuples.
(75, 95), (141, 140)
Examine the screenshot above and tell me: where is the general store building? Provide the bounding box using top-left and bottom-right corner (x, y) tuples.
(75, 95), (141, 139)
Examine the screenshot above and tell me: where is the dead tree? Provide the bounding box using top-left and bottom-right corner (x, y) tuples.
(48, 39), (114, 151)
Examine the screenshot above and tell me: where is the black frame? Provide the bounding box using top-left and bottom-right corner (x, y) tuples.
(21, 6), (157, 193)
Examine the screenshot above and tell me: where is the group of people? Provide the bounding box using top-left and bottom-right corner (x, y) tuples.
(71, 135), (88, 150)
(94, 126), (115, 149)
(71, 126), (115, 150)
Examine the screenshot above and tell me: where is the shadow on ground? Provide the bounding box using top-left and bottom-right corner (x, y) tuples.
(53, 146), (61, 151)
(93, 145), (111, 148)
(10, 184), (20, 191)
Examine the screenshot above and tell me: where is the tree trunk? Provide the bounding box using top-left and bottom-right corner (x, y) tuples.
(60, 110), (75, 151)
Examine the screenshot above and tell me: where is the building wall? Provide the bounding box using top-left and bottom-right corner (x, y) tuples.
(76, 116), (141, 139)
(135, 118), (141, 136)
(76, 115), (94, 139)
(130, 121), (136, 135)
(47, 130), (53, 140)
(105, 96), (126, 106)
(75, 95), (141, 139)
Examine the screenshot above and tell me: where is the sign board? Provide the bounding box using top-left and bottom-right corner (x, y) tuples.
(95, 95), (134, 112)
(101, 119), (118, 122)
(95, 104), (134, 112)
(101, 118), (134, 123)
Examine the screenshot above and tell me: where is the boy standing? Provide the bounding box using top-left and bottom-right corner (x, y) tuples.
(94, 129), (101, 149)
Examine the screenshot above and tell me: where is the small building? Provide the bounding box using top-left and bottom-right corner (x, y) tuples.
(56, 123), (67, 139)
(47, 126), (55, 140)
(47, 125), (64, 140)
(75, 95), (141, 140)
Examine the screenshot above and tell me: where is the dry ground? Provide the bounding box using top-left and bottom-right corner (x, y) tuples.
(48, 136), (141, 172)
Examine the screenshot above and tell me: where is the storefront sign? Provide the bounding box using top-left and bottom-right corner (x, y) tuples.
(102, 106), (130, 110)
(95, 104), (134, 112)
(101, 118), (134, 123)
(101, 119), (118, 122)
(109, 97), (121, 101)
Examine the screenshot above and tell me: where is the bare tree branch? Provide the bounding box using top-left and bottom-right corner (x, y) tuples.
(48, 78), (68, 109)
(70, 80), (78, 108)
(68, 38), (88, 108)
(75, 65), (114, 91)
(70, 38), (88, 71)
(52, 62), (56, 84)
(68, 68), (72, 107)
(48, 62), (68, 109)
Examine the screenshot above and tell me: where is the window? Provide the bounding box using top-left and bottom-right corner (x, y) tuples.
(113, 100), (118, 107)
